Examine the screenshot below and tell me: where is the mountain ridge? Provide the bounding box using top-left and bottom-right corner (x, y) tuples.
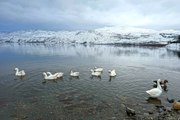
(0, 26), (180, 45)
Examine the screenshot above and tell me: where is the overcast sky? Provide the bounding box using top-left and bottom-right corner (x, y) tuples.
(0, 0), (180, 31)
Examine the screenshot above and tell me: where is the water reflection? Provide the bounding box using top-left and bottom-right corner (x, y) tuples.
(69, 76), (80, 80)
(0, 43), (180, 59)
(109, 76), (116, 82)
(0, 43), (180, 119)
(14, 76), (25, 80)
(167, 49), (180, 58)
(147, 97), (162, 105)
(42, 77), (64, 84)
(90, 76), (102, 80)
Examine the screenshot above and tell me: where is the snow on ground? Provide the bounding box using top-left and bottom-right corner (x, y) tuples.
(0, 27), (180, 46)
(166, 43), (180, 51)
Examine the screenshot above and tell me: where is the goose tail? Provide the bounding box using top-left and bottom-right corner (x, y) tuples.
(146, 90), (150, 94)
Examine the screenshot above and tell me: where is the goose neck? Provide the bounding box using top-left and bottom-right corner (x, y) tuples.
(43, 73), (47, 77)
(15, 69), (19, 75)
(157, 80), (162, 90)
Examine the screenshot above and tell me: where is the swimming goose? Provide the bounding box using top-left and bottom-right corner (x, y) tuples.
(94, 66), (103, 72)
(46, 72), (63, 78)
(70, 70), (79, 77)
(108, 69), (116, 77)
(90, 69), (101, 77)
(153, 79), (168, 86)
(146, 79), (162, 98)
(43, 72), (58, 80)
(15, 68), (26, 76)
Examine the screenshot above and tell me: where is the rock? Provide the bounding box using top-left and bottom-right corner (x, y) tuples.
(148, 111), (154, 115)
(172, 101), (180, 110)
(143, 113), (149, 116)
(126, 107), (136, 116)
(167, 98), (174, 103)
(111, 117), (116, 119)
(156, 105), (165, 113)
(166, 107), (172, 112)
(121, 104), (125, 108)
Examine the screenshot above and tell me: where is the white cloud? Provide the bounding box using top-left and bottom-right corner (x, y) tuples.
(0, 0), (180, 30)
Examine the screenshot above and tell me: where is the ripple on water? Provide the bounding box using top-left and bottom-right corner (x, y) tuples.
(0, 44), (180, 119)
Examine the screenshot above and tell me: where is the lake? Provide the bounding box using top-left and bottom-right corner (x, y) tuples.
(0, 43), (180, 119)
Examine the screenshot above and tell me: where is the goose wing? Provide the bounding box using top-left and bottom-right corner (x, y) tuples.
(19, 70), (25, 76)
(146, 88), (161, 96)
(74, 72), (79, 75)
(56, 72), (63, 77)
(47, 72), (52, 76)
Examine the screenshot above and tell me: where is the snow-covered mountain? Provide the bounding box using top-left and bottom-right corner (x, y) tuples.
(0, 26), (180, 45)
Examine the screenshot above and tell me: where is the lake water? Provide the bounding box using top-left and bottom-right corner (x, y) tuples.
(0, 43), (180, 119)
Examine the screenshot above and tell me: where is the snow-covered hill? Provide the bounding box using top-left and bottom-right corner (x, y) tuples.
(0, 26), (180, 45)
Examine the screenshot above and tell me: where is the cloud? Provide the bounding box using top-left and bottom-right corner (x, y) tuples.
(0, 0), (180, 31)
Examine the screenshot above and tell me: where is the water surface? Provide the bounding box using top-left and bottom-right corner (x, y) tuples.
(0, 44), (180, 119)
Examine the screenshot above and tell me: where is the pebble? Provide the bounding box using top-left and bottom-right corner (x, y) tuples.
(111, 117), (116, 119)
(166, 107), (172, 112)
(143, 113), (149, 116)
(148, 111), (153, 115)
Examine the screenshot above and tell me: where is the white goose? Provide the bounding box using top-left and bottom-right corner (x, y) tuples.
(43, 72), (58, 80)
(146, 79), (162, 98)
(94, 66), (103, 72)
(70, 70), (79, 77)
(46, 72), (63, 78)
(15, 68), (26, 76)
(108, 69), (116, 77)
(90, 69), (101, 77)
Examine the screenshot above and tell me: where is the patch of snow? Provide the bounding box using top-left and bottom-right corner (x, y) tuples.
(0, 27), (180, 45)
(166, 43), (180, 51)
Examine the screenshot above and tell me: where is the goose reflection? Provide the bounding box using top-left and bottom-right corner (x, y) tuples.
(90, 76), (101, 80)
(147, 97), (162, 105)
(14, 76), (25, 80)
(69, 76), (80, 80)
(109, 76), (116, 82)
(42, 77), (63, 84)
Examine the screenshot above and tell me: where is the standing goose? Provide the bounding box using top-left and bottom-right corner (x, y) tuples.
(46, 72), (63, 78)
(70, 70), (79, 77)
(108, 69), (116, 77)
(146, 79), (162, 98)
(15, 68), (26, 76)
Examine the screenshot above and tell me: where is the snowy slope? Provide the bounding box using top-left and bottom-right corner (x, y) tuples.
(0, 26), (180, 45)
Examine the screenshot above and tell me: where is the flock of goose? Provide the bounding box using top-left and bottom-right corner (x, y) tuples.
(14, 67), (116, 79)
(146, 79), (180, 110)
(14, 67), (180, 110)
(15, 67), (163, 98)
